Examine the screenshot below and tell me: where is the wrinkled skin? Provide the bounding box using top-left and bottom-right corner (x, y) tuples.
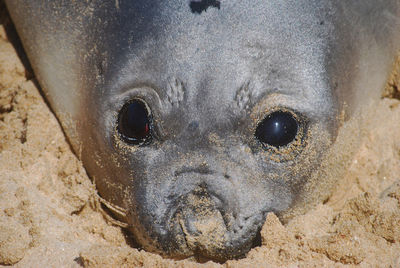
(6, 0), (400, 261)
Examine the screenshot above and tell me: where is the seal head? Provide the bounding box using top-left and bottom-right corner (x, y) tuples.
(90, 1), (338, 260)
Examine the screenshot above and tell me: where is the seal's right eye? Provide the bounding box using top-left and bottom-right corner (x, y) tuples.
(117, 99), (152, 145)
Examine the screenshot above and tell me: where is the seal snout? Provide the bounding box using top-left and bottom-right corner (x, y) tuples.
(165, 177), (259, 260)
(172, 186), (231, 259)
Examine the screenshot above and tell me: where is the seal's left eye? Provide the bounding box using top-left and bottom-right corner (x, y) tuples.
(118, 99), (152, 145)
(255, 111), (298, 148)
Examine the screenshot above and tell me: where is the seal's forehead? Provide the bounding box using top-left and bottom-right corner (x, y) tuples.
(112, 0), (335, 60)
(108, 0), (336, 115)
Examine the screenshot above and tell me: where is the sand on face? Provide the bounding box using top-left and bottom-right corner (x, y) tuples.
(1, 11), (400, 268)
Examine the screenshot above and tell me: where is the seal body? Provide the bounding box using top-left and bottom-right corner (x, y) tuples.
(6, 0), (400, 260)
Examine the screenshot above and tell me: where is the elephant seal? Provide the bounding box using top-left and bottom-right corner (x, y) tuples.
(5, 0), (400, 261)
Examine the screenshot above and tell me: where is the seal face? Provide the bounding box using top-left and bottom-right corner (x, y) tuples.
(6, 0), (400, 261)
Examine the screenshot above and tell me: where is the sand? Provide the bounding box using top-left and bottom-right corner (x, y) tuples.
(1, 10), (400, 268)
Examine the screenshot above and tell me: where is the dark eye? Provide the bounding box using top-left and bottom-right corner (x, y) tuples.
(255, 111), (298, 147)
(117, 99), (152, 145)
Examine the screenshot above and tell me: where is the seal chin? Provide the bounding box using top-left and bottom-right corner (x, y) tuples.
(167, 186), (258, 261)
